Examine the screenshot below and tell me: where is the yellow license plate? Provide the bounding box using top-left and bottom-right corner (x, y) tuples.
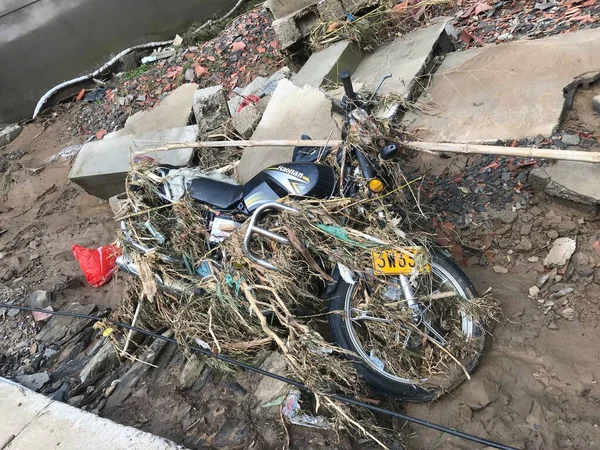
(372, 248), (430, 276)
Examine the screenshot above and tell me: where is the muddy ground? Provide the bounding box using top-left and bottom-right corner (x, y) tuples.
(2, 53), (600, 450)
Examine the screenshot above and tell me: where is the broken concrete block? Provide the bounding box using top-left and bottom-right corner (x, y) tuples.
(293, 40), (362, 88)
(593, 95), (600, 115)
(353, 18), (452, 99)
(241, 77), (269, 98)
(238, 79), (341, 183)
(272, 16), (303, 49)
(0, 123), (22, 146)
(109, 193), (128, 216)
(266, 0), (319, 19)
(317, 0), (346, 21)
(233, 105), (263, 138)
(256, 95), (272, 113)
(228, 96), (244, 116)
(69, 126), (197, 199)
(229, 70), (291, 116)
(192, 85), (230, 135)
(263, 67), (292, 95)
(530, 162), (600, 206)
(544, 237), (577, 268)
(109, 84), (197, 138)
(402, 28), (600, 143)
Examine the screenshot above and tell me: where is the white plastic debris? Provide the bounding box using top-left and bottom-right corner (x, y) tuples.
(282, 391), (330, 429)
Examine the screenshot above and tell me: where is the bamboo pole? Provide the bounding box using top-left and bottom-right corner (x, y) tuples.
(134, 139), (344, 154)
(135, 139), (600, 164)
(406, 141), (600, 163)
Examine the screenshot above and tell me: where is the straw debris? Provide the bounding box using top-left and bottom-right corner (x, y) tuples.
(309, 0), (455, 52)
(115, 120), (498, 448)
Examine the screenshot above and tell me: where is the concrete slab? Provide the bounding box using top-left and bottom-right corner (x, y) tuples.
(237, 79), (341, 183)
(352, 18), (452, 98)
(229, 67), (293, 114)
(266, 0), (319, 19)
(530, 162), (600, 205)
(272, 15), (304, 49)
(110, 84), (198, 138)
(69, 126), (197, 199)
(402, 28), (600, 143)
(0, 123), (22, 146)
(192, 85), (230, 136)
(0, 378), (184, 449)
(0, 379), (52, 444)
(293, 40), (362, 88)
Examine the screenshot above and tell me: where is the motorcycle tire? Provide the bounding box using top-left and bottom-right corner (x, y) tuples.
(327, 250), (485, 402)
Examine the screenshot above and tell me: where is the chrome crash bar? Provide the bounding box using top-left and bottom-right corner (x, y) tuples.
(243, 202), (298, 271)
(120, 220), (183, 266)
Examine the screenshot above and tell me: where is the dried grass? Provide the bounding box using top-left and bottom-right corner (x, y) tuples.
(309, 0), (455, 53)
(115, 120), (498, 448)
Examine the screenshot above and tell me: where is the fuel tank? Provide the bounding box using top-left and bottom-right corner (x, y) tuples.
(242, 163), (337, 212)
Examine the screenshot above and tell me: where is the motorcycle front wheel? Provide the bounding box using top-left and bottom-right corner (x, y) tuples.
(327, 250), (486, 402)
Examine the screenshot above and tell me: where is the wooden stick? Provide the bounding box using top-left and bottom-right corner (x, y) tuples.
(121, 300), (142, 358)
(408, 141), (600, 163)
(134, 139), (344, 154)
(136, 138), (600, 164)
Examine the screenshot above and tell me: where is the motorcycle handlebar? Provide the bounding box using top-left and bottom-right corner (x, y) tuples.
(353, 147), (375, 180)
(340, 70), (356, 101)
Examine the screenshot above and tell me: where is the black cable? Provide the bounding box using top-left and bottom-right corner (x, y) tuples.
(1, 303), (520, 450)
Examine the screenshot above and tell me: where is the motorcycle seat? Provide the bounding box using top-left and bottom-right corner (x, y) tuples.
(190, 177), (244, 210)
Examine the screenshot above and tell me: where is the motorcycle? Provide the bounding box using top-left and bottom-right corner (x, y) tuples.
(118, 72), (486, 402)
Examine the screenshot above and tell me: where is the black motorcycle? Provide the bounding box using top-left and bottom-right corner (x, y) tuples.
(118, 72), (485, 402)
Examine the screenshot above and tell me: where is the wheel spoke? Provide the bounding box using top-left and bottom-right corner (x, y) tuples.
(350, 308), (391, 323)
(422, 320), (447, 347)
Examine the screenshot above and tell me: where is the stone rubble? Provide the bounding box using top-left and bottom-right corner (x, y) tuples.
(544, 237), (577, 268)
(192, 85), (231, 136)
(0, 124), (23, 146)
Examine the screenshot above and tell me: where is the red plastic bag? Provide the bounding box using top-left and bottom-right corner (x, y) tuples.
(237, 94), (260, 113)
(72, 244), (121, 288)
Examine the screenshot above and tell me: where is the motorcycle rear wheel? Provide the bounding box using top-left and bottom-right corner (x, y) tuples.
(327, 250), (485, 402)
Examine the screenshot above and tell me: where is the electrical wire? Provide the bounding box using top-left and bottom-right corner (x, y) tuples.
(0, 303), (520, 450)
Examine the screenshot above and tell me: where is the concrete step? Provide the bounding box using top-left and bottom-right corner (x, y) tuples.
(530, 162), (600, 206)
(272, 0), (371, 49)
(69, 126), (197, 199)
(401, 27), (600, 143)
(352, 17), (453, 100)
(0, 378), (184, 450)
(293, 40), (362, 88)
(266, 0), (320, 19)
(108, 83), (198, 139)
(237, 79), (341, 184)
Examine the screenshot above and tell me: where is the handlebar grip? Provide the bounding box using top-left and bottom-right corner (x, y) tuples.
(340, 71), (356, 101)
(353, 147), (375, 180)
